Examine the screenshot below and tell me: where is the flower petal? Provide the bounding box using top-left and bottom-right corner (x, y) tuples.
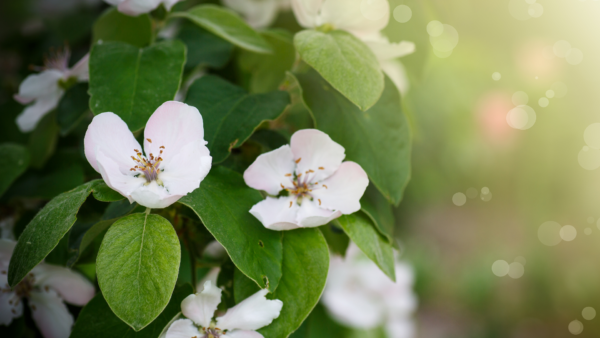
(117, 0), (161, 15)
(216, 289), (283, 331)
(0, 291), (21, 327)
(311, 161), (368, 214)
(0, 239), (16, 262)
(244, 145), (295, 196)
(223, 0), (279, 28)
(320, 0), (389, 38)
(296, 199), (342, 227)
(363, 36), (415, 61)
(67, 54), (90, 81)
(290, 129), (345, 184)
(16, 70), (63, 101)
(161, 0), (183, 10)
(385, 319), (415, 338)
(29, 289), (74, 338)
(96, 149), (145, 203)
(130, 180), (182, 209)
(290, 0), (324, 28)
(16, 93), (63, 132)
(223, 330), (265, 338)
(158, 141), (212, 197)
(165, 319), (203, 338)
(380, 59), (409, 96)
(181, 280), (222, 328)
(249, 196), (300, 231)
(32, 263), (95, 306)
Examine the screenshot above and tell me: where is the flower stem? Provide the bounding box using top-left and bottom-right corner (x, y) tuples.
(145, 207), (151, 215)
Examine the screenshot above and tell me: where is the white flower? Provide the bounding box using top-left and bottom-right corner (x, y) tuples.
(321, 243), (417, 338)
(243, 129), (369, 231)
(222, 0), (291, 28)
(0, 240), (95, 338)
(13, 48), (89, 132)
(166, 280), (282, 338)
(290, 0), (415, 95)
(84, 101), (212, 209)
(103, 0), (182, 16)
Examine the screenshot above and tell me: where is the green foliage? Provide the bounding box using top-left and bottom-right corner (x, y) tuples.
(185, 75), (290, 163)
(320, 224), (350, 256)
(361, 184), (395, 243)
(56, 83), (90, 136)
(92, 8), (152, 48)
(290, 303), (350, 338)
(294, 30), (383, 111)
(294, 69), (411, 206)
(89, 40), (186, 131)
(96, 213), (181, 331)
(71, 284), (193, 338)
(91, 181), (125, 202)
(176, 22), (234, 70)
(170, 5), (272, 54)
(0, 143), (29, 197)
(179, 166), (283, 292)
(28, 112), (58, 169)
(69, 218), (117, 266)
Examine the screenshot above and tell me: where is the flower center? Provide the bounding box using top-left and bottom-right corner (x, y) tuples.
(203, 327), (222, 338)
(1, 270), (35, 314)
(281, 160), (328, 207)
(130, 140), (165, 185)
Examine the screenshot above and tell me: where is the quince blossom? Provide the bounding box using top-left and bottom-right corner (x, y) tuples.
(223, 0), (290, 28)
(243, 129), (369, 230)
(166, 280), (282, 338)
(103, 0), (182, 16)
(0, 240), (95, 338)
(84, 101), (212, 209)
(14, 47), (89, 132)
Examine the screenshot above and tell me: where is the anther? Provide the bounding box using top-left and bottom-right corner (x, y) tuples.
(318, 167), (324, 170)
(323, 184), (328, 189)
(160, 145), (165, 149)
(318, 199), (321, 205)
(308, 169), (314, 173)
(285, 173), (292, 177)
(289, 201), (293, 208)
(146, 138), (152, 143)
(295, 158), (302, 163)
(280, 184), (285, 189)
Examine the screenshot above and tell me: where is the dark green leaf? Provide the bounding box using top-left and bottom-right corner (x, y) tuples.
(92, 181), (125, 202)
(295, 69), (411, 205)
(69, 218), (118, 266)
(176, 21), (233, 70)
(97, 213), (181, 331)
(89, 40), (186, 131)
(179, 166), (282, 292)
(289, 303), (349, 338)
(320, 223), (349, 256)
(28, 111), (58, 169)
(233, 266), (259, 304)
(360, 183), (395, 242)
(102, 200), (141, 220)
(71, 284), (193, 338)
(56, 83), (89, 136)
(92, 8), (152, 48)
(5, 164), (84, 200)
(170, 4), (272, 54)
(0, 100), (28, 144)
(294, 30), (383, 111)
(185, 75), (290, 163)
(0, 143), (29, 197)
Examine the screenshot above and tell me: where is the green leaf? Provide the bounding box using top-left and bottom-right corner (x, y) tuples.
(92, 8), (152, 48)
(92, 181), (125, 202)
(96, 213), (181, 331)
(89, 40), (186, 132)
(170, 4), (272, 54)
(239, 29), (296, 93)
(5, 164), (84, 200)
(334, 212), (395, 281)
(294, 69), (411, 205)
(0, 144), (29, 197)
(28, 111), (58, 169)
(71, 284), (193, 338)
(185, 75), (290, 163)
(360, 183), (395, 242)
(289, 303), (350, 338)
(69, 218), (118, 266)
(56, 83), (89, 136)
(179, 166), (282, 292)
(320, 223), (349, 256)
(259, 228), (329, 338)
(294, 30), (383, 111)
(176, 21), (234, 70)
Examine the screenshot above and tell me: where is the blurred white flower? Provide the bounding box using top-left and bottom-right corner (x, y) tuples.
(13, 47), (89, 132)
(223, 0), (291, 28)
(166, 280), (282, 338)
(0, 217), (15, 240)
(322, 243), (417, 338)
(103, 0), (182, 16)
(0, 240), (95, 338)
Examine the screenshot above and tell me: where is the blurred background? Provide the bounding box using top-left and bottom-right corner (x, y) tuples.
(2, 0), (600, 337)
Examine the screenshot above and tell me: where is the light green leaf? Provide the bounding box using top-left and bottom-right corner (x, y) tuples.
(294, 30), (383, 111)
(96, 213), (181, 331)
(92, 8), (152, 48)
(0, 144), (29, 197)
(259, 228), (329, 338)
(56, 83), (89, 136)
(71, 284), (193, 338)
(360, 183), (395, 242)
(92, 181), (125, 202)
(178, 166), (282, 292)
(335, 212), (396, 281)
(294, 69), (411, 205)
(170, 4), (272, 54)
(89, 40), (186, 131)
(184, 75), (290, 163)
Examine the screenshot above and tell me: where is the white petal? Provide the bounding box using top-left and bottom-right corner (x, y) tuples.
(32, 263), (95, 306)
(296, 199), (341, 227)
(165, 319), (203, 338)
(223, 0), (279, 28)
(17, 70), (64, 101)
(0, 291), (21, 327)
(96, 149), (145, 203)
(223, 330), (265, 338)
(130, 180), (182, 209)
(249, 196), (300, 230)
(243, 145), (295, 196)
(158, 141), (212, 197)
(117, 0), (161, 15)
(385, 319), (415, 338)
(320, 0), (389, 38)
(311, 161), (368, 214)
(181, 280), (222, 328)
(67, 54), (90, 81)
(0, 239), (16, 262)
(380, 59), (409, 96)
(363, 37), (415, 62)
(103, 0), (124, 5)
(216, 289), (282, 331)
(29, 289), (74, 338)
(16, 92), (63, 133)
(290, 0), (324, 28)
(161, 0), (183, 10)
(290, 129), (345, 184)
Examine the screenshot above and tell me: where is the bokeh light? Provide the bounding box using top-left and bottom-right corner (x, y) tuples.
(492, 260), (510, 277)
(507, 105), (536, 130)
(553, 40), (572, 58)
(508, 262), (525, 279)
(546, 89), (555, 98)
(577, 146), (600, 170)
(426, 20), (444, 37)
(582, 307), (596, 320)
(492, 72), (501, 81)
(538, 97), (549, 107)
(583, 123), (600, 149)
(359, 0), (388, 21)
(560, 225), (577, 241)
(428, 22), (459, 58)
(512, 91), (529, 105)
(393, 5), (412, 23)
(452, 192), (467, 206)
(568, 320), (584, 335)
(566, 48), (584, 65)
(538, 221), (562, 246)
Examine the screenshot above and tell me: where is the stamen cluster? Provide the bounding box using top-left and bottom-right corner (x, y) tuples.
(130, 138), (165, 184)
(281, 158), (328, 207)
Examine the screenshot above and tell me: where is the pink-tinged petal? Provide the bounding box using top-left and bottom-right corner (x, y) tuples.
(16, 92), (63, 133)
(311, 161), (368, 214)
(181, 280), (222, 328)
(216, 289), (282, 331)
(16, 70), (63, 101)
(380, 59), (409, 97)
(67, 54), (89, 81)
(0, 291), (21, 326)
(223, 330), (265, 338)
(130, 180), (182, 209)
(13, 94), (34, 105)
(96, 150), (145, 203)
(29, 289), (74, 338)
(158, 142), (212, 197)
(320, 0), (389, 38)
(32, 263), (95, 306)
(118, 0), (161, 15)
(223, 0), (279, 28)
(249, 196), (300, 231)
(290, 129), (345, 183)
(296, 199), (341, 227)
(243, 145), (295, 196)
(290, 0), (324, 28)
(165, 319), (203, 338)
